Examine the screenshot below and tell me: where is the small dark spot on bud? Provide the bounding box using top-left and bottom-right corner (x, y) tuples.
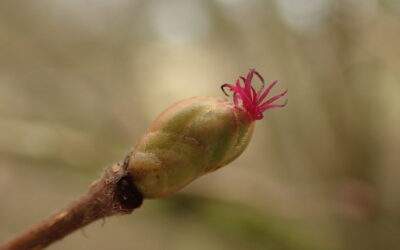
(116, 175), (143, 209)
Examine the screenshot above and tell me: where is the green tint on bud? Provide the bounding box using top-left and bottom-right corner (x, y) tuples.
(128, 97), (254, 198)
(127, 69), (287, 198)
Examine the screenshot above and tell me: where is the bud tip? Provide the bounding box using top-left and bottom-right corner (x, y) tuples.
(221, 69), (287, 121)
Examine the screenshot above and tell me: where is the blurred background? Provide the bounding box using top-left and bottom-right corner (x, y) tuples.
(0, 0), (399, 249)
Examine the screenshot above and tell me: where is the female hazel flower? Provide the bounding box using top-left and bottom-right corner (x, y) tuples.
(127, 69), (287, 198)
(0, 69), (287, 250)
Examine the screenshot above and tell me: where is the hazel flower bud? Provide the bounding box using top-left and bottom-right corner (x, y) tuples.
(128, 69), (287, 198)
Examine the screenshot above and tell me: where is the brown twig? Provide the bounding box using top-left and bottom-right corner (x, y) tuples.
(0, 162), (143, 250)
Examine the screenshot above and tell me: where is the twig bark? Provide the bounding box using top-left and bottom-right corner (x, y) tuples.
(0, 161), (143, 250)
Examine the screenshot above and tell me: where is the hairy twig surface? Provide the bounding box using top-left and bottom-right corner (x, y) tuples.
(0, 161), (143, 250)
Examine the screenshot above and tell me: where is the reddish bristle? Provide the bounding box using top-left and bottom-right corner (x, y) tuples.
(221, 69), (287, 121)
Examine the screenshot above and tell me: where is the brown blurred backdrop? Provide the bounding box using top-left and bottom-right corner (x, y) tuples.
(1, 0), (400, 249)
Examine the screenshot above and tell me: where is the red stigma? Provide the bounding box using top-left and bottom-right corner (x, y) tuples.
(221, 69), (287, 121)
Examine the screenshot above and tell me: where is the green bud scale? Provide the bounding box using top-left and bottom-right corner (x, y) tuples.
(128, 69), (287, 198)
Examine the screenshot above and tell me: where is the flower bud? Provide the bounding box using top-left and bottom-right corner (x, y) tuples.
(128, 69), (287, 198)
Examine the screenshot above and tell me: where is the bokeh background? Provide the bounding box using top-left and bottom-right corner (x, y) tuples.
(1, 0), (400, 249)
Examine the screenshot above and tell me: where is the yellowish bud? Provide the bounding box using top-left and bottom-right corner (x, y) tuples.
(128, 97), (254, 198)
